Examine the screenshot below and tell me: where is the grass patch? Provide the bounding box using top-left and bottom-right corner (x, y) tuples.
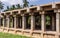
(0, 32), (30, 38)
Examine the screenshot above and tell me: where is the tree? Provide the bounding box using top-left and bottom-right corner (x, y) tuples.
(0, 1), (4, 13)
(3, 6), (10, 12)
(16, 4), (22, 9)
(4, 4), (22, 12)
(46, 16), (51, 25)
(30, 5), (34, 7)
(7, 6), (10, 10)
(23, 0), (29, 8)
(10, 5), (16, 10)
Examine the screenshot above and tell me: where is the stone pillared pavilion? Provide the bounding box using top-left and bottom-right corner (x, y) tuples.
(0, 2), (60, 38)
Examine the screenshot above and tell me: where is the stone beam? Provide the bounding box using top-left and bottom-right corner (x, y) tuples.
(52, 3), (56, 8)
(54, 9), (60, 13)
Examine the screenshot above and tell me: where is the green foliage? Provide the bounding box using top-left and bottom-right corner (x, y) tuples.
(4, 5), (16, 12)
(46, 16), (51, 25)
(7, 6), (9, 10)
(23, 0), (29, 8)
(4, 4), (22, 12)
(0, 1), (4, 12)
(0, 32), (30, 38)
(16, 4), (22, 9)
(4, 0), (34, 12)
(10, 5), (16, 10)
(35, 16), (41, 25)
(0, 1), (3, 9)
(4, 6), (10, 11)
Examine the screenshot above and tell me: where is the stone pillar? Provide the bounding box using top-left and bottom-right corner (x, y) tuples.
(14, 15), (17, 29)
(0, 17), (3, 27)
(14, 15), (17, 33)
(56, 13), (60, 32)
(30, 14), (35, 35)
(6, 16), (10, 32)
(56, 13), (60, 38)
(11, 17), (14, 28)
(41, 11), (45, 38)
(0, 17), (1, 26)
(41, 14), (45, 32)
(2, 17), (4, 31)
(19, 17), (22, 28)
(16, 17), (19, 28)
(22, 14), (26, 30)
(22, 14), (26, 34)
(3, 17), (4, 28)
(6, 16), (9, 28)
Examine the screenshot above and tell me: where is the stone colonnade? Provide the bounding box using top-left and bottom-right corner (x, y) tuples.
(0, 3), (60, 38)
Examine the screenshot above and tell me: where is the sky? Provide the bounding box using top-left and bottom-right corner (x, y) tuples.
(0, 0), (60, 11)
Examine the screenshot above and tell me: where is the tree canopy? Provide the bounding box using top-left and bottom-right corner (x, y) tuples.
(4, 0), (31, 11)
(23, 0), (29, 8)
(0, 1), (4, 12)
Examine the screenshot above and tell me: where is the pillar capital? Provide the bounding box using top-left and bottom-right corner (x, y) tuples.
(6, 16), (9, 18)
(39, 11), (45, 14)
(0, 15), (4, 18)
(27, 8), (30, 12)
(6, 15), (9, 18)
(21, 14), (25, 16)
(13, 15), (17, 17)
(52, 3), (56, 9)
(54, 9), (60, 13)
(29, 13), (34, 16)
(22, 14), (26, 30)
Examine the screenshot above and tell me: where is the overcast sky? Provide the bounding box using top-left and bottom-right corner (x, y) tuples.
(0, 0), (60, 11)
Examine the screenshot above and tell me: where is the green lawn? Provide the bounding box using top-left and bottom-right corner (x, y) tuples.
(0, 32), (30, 38)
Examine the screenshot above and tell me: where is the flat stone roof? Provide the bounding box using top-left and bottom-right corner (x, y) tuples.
(1, 2), (60, 14)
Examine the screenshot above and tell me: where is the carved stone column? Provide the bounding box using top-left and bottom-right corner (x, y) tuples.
(54, 9), (60, 38)
(14, 15), (17, 29)
(2, 17), (4, 31)
(22, 14), (26, 34)
(0, 17), (1, 27)
(30, 13), (35, 35)
(55, 12), (60, 38)
(16, 16), (18, 28)
(13, 15), (17, 33)
(6, 16), (9, 28)
(41, 11), (45, 38)
(56, 13), (60, 32)
(6, 16), (10, 32)
(41, 11), (45, 32)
